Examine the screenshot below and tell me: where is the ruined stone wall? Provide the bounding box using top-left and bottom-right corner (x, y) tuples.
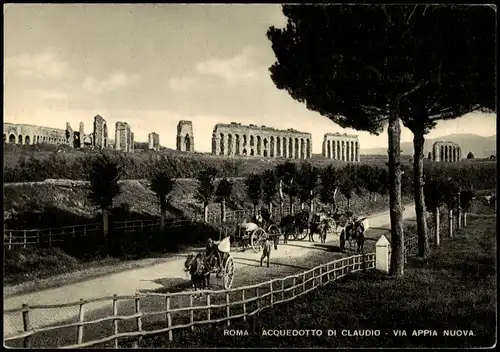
(93, 115), (107, 150)
(322, 133), (360, 162)
(148, 132), (160, 151)
(211, 122), (312, 159)
(432, 141), (462, 162)
(115, 121), (132, 152)
(4, 122), (68, 146)
(130, 132), (134, 151)
(176, 120), (194, 152)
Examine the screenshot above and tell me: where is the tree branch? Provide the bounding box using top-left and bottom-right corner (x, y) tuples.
(429, 104), (482, 121)
(407, 5), (419, 24)
(397, 80), (430, 101)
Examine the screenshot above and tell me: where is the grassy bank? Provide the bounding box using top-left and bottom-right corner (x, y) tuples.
(140, 216), (496, 348)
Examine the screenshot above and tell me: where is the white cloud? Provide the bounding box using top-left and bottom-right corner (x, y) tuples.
(195, 46), (267, 84)
(4, 52), (75, 80)
(83, 72), (141, 93)
(25, 89), (68, 101)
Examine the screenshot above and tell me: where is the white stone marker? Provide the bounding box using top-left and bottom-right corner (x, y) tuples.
(376, 235), (391, 273)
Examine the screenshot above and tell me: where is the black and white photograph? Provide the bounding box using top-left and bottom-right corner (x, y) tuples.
(3, 3), (496, 349)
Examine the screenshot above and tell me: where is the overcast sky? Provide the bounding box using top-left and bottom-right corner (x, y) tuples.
(4, 4), (496, 153)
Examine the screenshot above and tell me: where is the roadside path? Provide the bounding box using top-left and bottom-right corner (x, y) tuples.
(4, 205), (416, 338)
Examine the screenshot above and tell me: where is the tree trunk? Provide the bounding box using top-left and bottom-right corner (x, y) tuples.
(279, 201), (284, 218)
(102, 208), (109, 236)
(160, 202), (166, 231)
(387, 108), (405, 278)
(221, 198), (226, 223)
(279, 180), (284, 216)
(300, 202), (305, 210)
(434, 210), (440, 246)
(413, 130), (429, 258)
(290, 195), (294, 214)
(463, 212), (467, 227)
(203, 203), (209, 222)
(310, 199), (314, 214)
(448, 208), (453, 238)
(268, 202), (273, 216)
(253, 204), (257, 217)
(374, 194), (377, 202)
(347, 198), (350, 210)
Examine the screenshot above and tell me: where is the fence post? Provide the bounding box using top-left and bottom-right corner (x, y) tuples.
(190, 294), (194, 331)
(134, 295), (142, 348)
(449, 209), (454, 238)
(23, 230), (27, 249)
(113, 295), (119, 348)
(22, 304), (31, 348)
(9, 231), (12, 250)
(326, 263), (330, 282)
(292, 277), (296, 297)
(77, 299), (85, 344)
(226, 292), (231, 327)
(302, 272), (306, 292)
(375, 235), (391, 273)
(242, 290), (246, 322)
(270, 281), (274, 306)
(256, 287), (260, 311)
(166, 296), (173, 342)
(319, 267), (323, 286)
(206, 294), (211, 322)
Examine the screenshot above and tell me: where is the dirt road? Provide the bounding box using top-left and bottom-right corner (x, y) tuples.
(4, 205), (416, 339)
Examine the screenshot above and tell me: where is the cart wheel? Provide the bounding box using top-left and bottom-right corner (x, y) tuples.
(251, 228), (266, 252)
(223, 256), (235, 289)
(294, 226), (308, 241)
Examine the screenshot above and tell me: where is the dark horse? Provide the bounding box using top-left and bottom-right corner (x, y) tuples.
(184, 253), (209, 291)
(340, 219), (365, 253)
(279, 210), (310, 243)
(309, 213), (333, 243)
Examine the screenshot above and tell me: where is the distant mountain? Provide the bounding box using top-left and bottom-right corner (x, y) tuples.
(362, 134), (496, 159)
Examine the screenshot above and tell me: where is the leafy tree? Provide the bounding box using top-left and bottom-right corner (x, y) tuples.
(195, 166), (218, 222)
(338, 165), (362, 210)
(215, 178), (234, 224)
(319, 165), (339, 213)
(149, 160), (176, 230)
(297, 162), (320, 212)
(267, 5), (494, 276)
(87, 152), (122, 246)
(275, 161), (299, 215)
(261, 169), (278, 215)
(245, 173), (263, 217)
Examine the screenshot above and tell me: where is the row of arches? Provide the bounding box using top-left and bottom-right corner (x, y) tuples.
(323, 139), (360, 162)
(432, 144), (461, 162)
(212, 133), (312, 159)
(3, 133), (67, 146)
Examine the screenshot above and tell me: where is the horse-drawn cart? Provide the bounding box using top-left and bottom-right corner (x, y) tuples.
(204, 237), (235, 289)
(234, 221), (281, 252)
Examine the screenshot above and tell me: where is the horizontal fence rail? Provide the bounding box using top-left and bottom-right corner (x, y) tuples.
(4, 233), (419, 349)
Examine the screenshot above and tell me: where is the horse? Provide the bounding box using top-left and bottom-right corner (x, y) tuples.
(279, 214), (295, 244)
(260, 239), (274, 268)
(184, 253), (209, 291)
(294, 210), (310, 234)
(309, 213), (334, 243)
(341, 218), (365, 253)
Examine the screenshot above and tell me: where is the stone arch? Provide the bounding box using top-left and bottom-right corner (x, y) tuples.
(250, 135), (255, 147)
(257, 135), (262, 156)
(327, 140), (331, 159)
(300, 138), (305, 159)
(250, 149), (254, 156)
(270, 136), (275, 157)
(307, 138), (311, 159)
(227, 133), (233, 156)
(440, 146), (444, 161)
(219, 133), (225, 156)
(18, 134), (23, 144)
(346, 141), (350, 162)
(264, 137), (268, 150)
(25, 136), (30, 145)
(235, 134), (240, 155)
(9, 134), (16, 143)
(276, 137), (281, 156)
(336, 141), (340, 160)
(288, 137), (293, 158)
(283, 138), (287, 157)
(264, 150), (268, 157)
(243, 135), (247, 146)
(185, 134), (191, 152)
(294, 138), (299, 159)
(37, 136), (40, 144)
(243, 148), (247, 156)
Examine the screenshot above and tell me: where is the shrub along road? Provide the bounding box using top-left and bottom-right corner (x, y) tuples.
(4, 205), (416, 341)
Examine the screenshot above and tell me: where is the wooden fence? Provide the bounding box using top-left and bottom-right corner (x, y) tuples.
(4, 232), (419, 349)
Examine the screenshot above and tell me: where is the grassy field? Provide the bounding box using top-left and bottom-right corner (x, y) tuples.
(139, 216), (496, 349)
